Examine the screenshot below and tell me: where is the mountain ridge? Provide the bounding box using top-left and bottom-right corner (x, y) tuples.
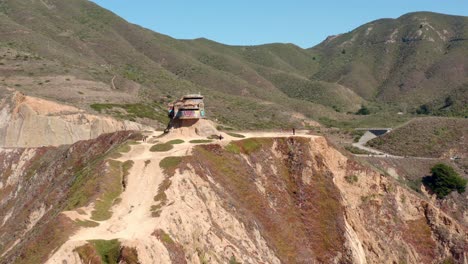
(0, 0), (466, 130)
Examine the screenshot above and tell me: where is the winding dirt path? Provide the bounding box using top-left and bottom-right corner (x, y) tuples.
(47, 129), (315, 263)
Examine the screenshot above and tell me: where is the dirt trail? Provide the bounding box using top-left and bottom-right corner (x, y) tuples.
(47, 128), (314, 263)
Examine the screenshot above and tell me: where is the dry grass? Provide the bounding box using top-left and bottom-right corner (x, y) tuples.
(404, 218), (436, 263)
(153, 229), (186, 264)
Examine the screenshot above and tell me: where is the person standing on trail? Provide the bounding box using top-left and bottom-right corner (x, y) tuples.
(219, 134), (224, 140)
(292, 128), (296, 135)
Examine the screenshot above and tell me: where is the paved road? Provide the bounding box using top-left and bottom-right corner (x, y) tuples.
(352, 130), (386, 155)
(351, 130), (436, 160)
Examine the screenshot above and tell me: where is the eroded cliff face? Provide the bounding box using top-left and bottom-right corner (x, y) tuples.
(1, 134), (466, 264)
(0, 90), (148, 147)
(0, 131), (142, 263)
(179, 137), (466, 264)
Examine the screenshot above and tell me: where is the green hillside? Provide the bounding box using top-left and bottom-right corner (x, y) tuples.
(367, 117), (468, 158)
(0, 1), (466, 128)
(309, 12), (468, 115)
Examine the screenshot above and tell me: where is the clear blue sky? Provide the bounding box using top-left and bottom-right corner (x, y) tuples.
(91, 0), (467, 48)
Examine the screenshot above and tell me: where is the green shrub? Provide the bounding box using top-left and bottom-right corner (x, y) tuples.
(227, 132), (245, 138)
(166, 139), (184, 144)
(189, 139), (213, 144)
(345, 175), (358, 184)
(416, 104), (431, 115)
(356, 105), (370, 115)
(423, 163), (467, 198)
(89, 239), (121, 264)
(150, 143), (173, 152)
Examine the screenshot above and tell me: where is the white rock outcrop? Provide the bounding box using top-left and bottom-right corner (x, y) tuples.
(0, 91), (148, 147)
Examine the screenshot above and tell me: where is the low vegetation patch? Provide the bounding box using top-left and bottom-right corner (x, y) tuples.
(189, 139), (213, 144)
(150, 143), (173, 152)
(151, 174), (174, 217)
(344, 145), (371, 155)
(90, 160), (131, 221)
(108, 140), (137, 159)
(345, 175), (358, 184)
(159, 156), (182, 174)
(12, 215), (76, 264)
(76, 239), (121, 264)
(350, 130), (365, 142)
(166, 139), (184, 144)
(119, 247), (140, 263)
(366, 117), (467, 158)
(91, 239), (121, 264)
(66, 137), (138, 211)
(355, 105), (370, 115)
(90, 102), (169, 124)
(217, 125), (234, 131)
(423, 163), (466, 198)
(152, 230), (186, 264)
(225, 143), (241, 154)
(75, 219), (99, 228)
(403, 218), (436, 263)
(235, 138), (264, 154)
(121, 160), (134, 191)
(227, 132), (245, 138)
(229, 256), (241, 264)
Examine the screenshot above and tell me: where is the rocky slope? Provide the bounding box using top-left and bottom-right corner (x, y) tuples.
(1, 127), (466, 263)
(0, 88), (148, 147)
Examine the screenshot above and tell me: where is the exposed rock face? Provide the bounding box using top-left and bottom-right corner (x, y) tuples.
(168, 119), (219, 137)
(183, 137), (467, 264)
(1, 133), (466, 264)
(0, 90), (148, 147)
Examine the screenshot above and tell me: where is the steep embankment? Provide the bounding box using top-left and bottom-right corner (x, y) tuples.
(181, 136), (467, 263)
(0, 89), (147, 147)
(0, 131), (142, 264)
(3, 125), (463, 264)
